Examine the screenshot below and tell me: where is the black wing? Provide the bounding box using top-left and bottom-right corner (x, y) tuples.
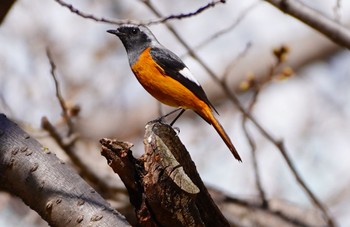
(150, 47), (218, 114)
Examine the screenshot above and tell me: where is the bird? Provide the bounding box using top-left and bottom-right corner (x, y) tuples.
(107, 24), (241, 161)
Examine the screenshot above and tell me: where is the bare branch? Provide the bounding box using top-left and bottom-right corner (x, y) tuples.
(190, 2), (259, 53)
(213, 189), (326, 227)
(43, 53), (122, 200)
(54, 0), (135, 25)
(264, 0), (350, 49)
(146, 0), (226, 25)
(46, 49), (75, 136)
(239, 45), (291, 208)
(222, 44), (268, 207)
(0, 114), (130, 227)
(220, 74), (336, 227)
(222, 42), (252, 82)
(54, 0), (225, 26)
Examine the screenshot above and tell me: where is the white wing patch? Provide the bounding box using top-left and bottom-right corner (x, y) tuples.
(179, 67), (200, 86)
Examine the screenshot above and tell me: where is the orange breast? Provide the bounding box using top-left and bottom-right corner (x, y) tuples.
(131, 47), (207, 112)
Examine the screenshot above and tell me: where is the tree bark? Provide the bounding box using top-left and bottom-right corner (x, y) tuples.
(0, 114), (130, 227)
(100, 121), (231, 227)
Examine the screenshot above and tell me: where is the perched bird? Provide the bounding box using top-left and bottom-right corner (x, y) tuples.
(107, 24), (241, 161)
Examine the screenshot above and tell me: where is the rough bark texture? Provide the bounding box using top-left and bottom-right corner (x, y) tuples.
(100, 121), (230, 227)
(0, 114), (130, 227)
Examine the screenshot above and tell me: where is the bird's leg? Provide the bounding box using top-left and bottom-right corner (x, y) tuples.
(154, 108), (185, 125)
(170, 109), (185, 126)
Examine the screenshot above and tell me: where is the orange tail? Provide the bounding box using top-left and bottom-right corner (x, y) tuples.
(197, 106), (242, 162)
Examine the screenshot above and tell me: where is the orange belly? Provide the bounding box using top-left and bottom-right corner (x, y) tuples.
(131, 47), (207, 112)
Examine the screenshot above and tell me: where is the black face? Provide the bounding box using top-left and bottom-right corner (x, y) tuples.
(118, 26), (141, 37)
(107, 25), (151, 52)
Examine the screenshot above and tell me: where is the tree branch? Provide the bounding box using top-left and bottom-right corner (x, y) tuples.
(146, 0), (226, 25)
(100, 121), (230, 227)
(0, 114), (130, 227)
(54, 0), (133, 25)
(54, 0), (225, 26)
(46, 49), (75, 136)
(264, 0), (350, 49)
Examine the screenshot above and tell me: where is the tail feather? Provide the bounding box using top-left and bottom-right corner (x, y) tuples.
(197, 107), (242, 162)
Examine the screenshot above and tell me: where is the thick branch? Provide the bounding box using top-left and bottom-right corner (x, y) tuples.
(100, 122), (230, 227)
(0, 114), (129, 227)
(264, 0), (350, 49)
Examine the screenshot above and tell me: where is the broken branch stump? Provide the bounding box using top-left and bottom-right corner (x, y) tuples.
(100, 121), (230, 227)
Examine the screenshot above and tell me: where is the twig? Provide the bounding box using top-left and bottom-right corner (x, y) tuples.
(44, 51), (125, 200)
(54, 0), (135, 25)
(222, 42), (268, 207)
(221, 194), (320, 227)
(54, 0), (225, 26)
(40, 116), (125, 199)
(46, 49), (74, 136)
(239, 46), (288, 208)
(146, 0), (226, 25)
(264, 0), (350, 50)
(222, 42), (252, 82)
(141, 2), (335, 226)
(190, 2), (259, 54)
(220, 70), (336, 227)
(242, 118), (268, 207)
(241, 79), (268, 209)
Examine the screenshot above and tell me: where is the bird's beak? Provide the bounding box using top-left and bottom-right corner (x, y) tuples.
(107, 29), (120, 36)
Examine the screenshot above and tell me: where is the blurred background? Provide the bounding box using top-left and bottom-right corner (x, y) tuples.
(1, 0), (350, 226)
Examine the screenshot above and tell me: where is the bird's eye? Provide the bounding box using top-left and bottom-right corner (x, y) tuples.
(131, 28), (138, 34)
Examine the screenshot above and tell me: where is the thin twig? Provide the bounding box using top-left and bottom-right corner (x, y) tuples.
(190, 2), (259, 53)
(242, 119), (268, 207)
(54, 0), (225, 26)
(46, 49), (75, 136)
(221, 195), (319, 227)
(54, 0), (135, 25)
(222, 42), (268, 207)
(222, 42), (252, 82)
(141, 2), (335, 226)
(145, 0), (226, 25)
(220, 73), (336, 227)
(239, 49), (286, 208)
(44, 51), (126, 200)
(241, 79), (268, 209)
(221, 79), (334, 225)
